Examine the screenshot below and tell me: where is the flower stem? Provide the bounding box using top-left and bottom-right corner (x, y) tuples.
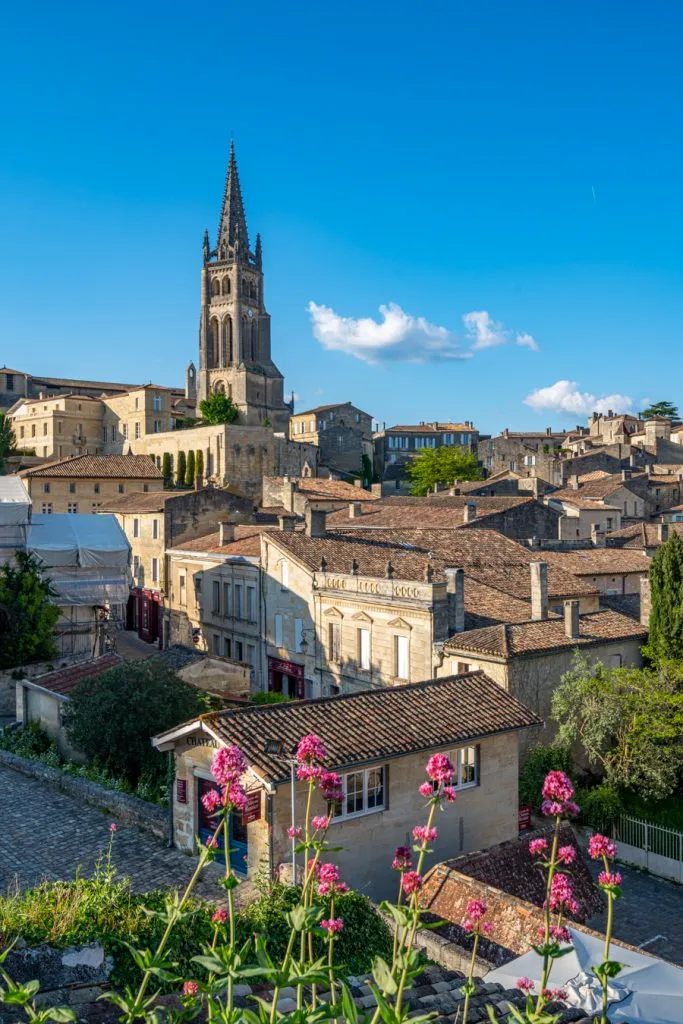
(462, 929), (480, 1024)
(600, 854), (614, 1024)
(536, 815), (561, 1013)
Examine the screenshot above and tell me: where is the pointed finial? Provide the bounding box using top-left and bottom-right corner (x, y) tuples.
(320, 555), (327, 572)
(351, 558), (359, 575)
(385, 560), (394, 579)
(424, 564), (433, 582)
(203, 229), (210, 263)
(217, 139), (249, 254)
(255, 232), (263, 268)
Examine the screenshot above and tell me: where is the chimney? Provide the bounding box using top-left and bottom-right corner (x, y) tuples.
(305, 507), (327, 538)
(371, 483), (382, 498)
(569, 474), (579, 490)
(621, 469), (631, 481)
(640, 575), (651, 627)
(608, 409), (613, 418)
(530, 561), (548, 621)
(629, 452), (637, 468)
(445, 568), (465, 634)
(349, 502), (362, 519)
(448, 486), (458, 496)
(546, 427), (552, 436)
(219, 522), (235, 545)
(282, 476), (297, 512)
(463, 501), (477, 524)
(646, 464), (653, 478)
(354, 478), (363, 488)
(591, 523), (606, 547)
(658, 523), (669, 543)
(564, 600), (580, 639)
(278, 514), (296, 533)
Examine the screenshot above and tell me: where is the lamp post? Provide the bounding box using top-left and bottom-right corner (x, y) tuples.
(264, 739), (298, 882)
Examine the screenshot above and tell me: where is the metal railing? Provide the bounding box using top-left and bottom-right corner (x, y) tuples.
(608, 815), (683, 882)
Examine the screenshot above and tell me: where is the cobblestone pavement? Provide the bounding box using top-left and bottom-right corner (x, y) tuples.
(0, 766), (249, 904)
(587, 859), (683, 966)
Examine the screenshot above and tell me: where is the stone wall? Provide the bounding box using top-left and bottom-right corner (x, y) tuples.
(1, 942), (113, 1020)
(465, 500), (560, 541)
(0, 655), (90, 716)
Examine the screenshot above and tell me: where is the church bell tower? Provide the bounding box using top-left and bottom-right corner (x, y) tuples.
(197, 142), (291, 429)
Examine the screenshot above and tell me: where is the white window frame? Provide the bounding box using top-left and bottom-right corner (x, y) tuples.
(41, 502), (53, 514)
(394, 634), (409, 680)
(333, 765), (386, 822)
(151, 558), (159, 583)
(435, 745), (480, 790)
(133, 518), (140, 538)
(329, 621), (341, 662)
(281, 559), (289, 591)
(295, 618), (304, 653)
(152, 518), (159, 540)
(67, 502), (78, 514)
(358, 627), (371, 671)
(274, 614), (283, 647)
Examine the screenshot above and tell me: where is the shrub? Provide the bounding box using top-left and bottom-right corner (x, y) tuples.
(519, 743), (574, 808)
(0, 720), (53, 758)
(250, 691), (292, 705)
(185, 449), (196, 488)
(196, 448), (204, 482)
(577, 785), (623, 832)
(176, 451), (186, 487)
(199, 393), (239, 425)
(161, 452), (172, 486)
(0, 552), (60, 668)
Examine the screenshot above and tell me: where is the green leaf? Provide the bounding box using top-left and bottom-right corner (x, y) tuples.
(287, 905), (307, 931)
(371, 955), (398, 996)
(44, 1008), (78, 1022)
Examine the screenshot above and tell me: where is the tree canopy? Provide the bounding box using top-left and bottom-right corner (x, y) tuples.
(0, 413), (16, 474)
(406, 446), (483, 496)
(645, 531), (683, 665)
(199, 393), (240, 425)
(551, 653), (683, 801)
(641, 400), (679, 420)
(63, 660), (211, 784)
(0, 552), (59, 669)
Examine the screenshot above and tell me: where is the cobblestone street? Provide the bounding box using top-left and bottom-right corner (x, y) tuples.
(0, 766), (240, 903)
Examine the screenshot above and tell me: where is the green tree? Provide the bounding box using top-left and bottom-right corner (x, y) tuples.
(195, 449), (204, 483)
(361, 453), (374, 488)
(184, 449), (195, 488)
(199, 393), (239, 425)
(0, 552), (60, 669)
(176, 451), (186, 487)
(641, 400), (679, 420)
(645, 531), (683, 664)
(0, 413), (16, 474)
(552, 653), (683, 800)
(161, 452), (172, 487)
(63, 660), (210, 785)
(406, 445), (483, 496)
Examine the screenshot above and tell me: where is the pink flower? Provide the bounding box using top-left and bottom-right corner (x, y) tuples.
(201, 788), (223, 814)
(517, 977), (535, 994)
(318, 863), (340, 884)
(466, 899), (487, 921)
(598, 870), (622, 888)
(542, 988), (568, 1002)
(212, 908), (229, 924)
(205, 836), (218, 849)
(311, 815), (329, 831)
(226, 783), (248, 811)
(542, 771), (575, 804)
(557, 845), (577, 866)
(412, 825), (438, 844)
(549, 873), (579, 916)
(482, 921), (493, 935)
(550, 925), (571, 943)
(321, 917), (344, 935)
(391, 846), (413, 871)
(401, 871), (423, 896)
(419, 781), (433, 798)
(318, 880), (349, 896)
(296, 733), (328, 764)
(297, 764), (323, 782)
(426, 753), (455, 784)
(462, 918), (474, 933)
(442, 785), (457, 803)
(183, 981), (199, 997)
(529, 838), (548, 857)
(109, 823), (117, 833)
(307, 858), (320, 876)
(588, 834), (617, 860)
(287, 826), (303, 839)
(212, 745), (247, 787)
(320, 770), (343, 802)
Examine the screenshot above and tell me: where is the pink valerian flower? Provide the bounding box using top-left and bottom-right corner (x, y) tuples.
(412, 825), (438, 844)
(287, 826), (303, 839)
(311, 815), (329, 831)
(442, 785), (457, 803)
(201, 788), (223, 814)
(542, 771), (575, 804)
(296, 733), (328, 765)
(466, 899), (487, 922)
(542, 988), (568, 1002)
(183, 981), (200, 997)
(318, 880), (349, 896)
(320, 917), (344, 935)
(549, 873), (579, 915)
(297, 764), (323, 782)
(401, 871), (423, 896)
(205, 836), (219, 849)
(307, 858), (320, 877)
(109, 823), (117, 833)
(212, 745), (247, 787)
(212, 908), (229, 924)
(462, 918), (474, 933)
(391, 846), (413, 871)
(418, 781), (433, 798)
(426, 753), (455, 784)
(551, 925), (571, 943)
(557, 845), (577, 866)
(529, 838), (549, 857)
(318, 863), (340, 884)
(226, 783), (248, 811)
(598, 870), (622, 888)
(588, 834), (617, 860)
(319, 770), (343, 803)
(517, 977), (535, 994)
(482, 921), (493, 935)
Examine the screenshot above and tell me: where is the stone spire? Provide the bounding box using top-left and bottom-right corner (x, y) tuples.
(217, 140), (249, 254)
(254, 232), (263, 269)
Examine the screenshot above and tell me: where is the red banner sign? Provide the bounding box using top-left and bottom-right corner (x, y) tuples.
(176, 779), (187, 804)
(243, 790), (262, 824)
(518, 804), (532, 831)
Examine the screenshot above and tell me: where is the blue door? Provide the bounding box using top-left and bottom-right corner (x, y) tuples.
(197, 778), (248, 873)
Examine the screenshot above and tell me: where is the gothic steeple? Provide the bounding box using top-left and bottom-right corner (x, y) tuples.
(217, 140), (249, 254)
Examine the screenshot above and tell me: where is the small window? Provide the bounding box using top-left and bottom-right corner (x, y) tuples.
(135, 397), (139, 410)
(295, 618), (303, 652)
(67, 502), (78, 514)
(43, 423), (48, 435)
(143, 484), (149, 492)
(332, 766), (387, 821)
(329, 621), (341, 662)
(223, 637), (232, 658)
(31, 425), (36, 437)
(153, 394), (162, 411)
(235, 640), (243, 661)
(179, 574), (186, 606)
(358, 627), (370, 670)
(247, 644), (255, 667)
(154, 419), (162, 432)
(122, 424), (128, 440)
(212, 634), (220, 655)
(223, 582), (231, 618)
(151, 558), (159, 583)
(118, 484), (125, 494)
(41, 502), (53, 514)
(212, 580), (221, 615)
(133, 555), (140, 576)
(133, 518), (140, 538)
(94, 483), (100, 494)
(234, 584), (243, 619)
(68, 482), (76, 494)
(152, 518), (159, 539)
(394, 634), (409, 680)
(43, 483), (50, 494)
(20, 426), (24, 439)
(281, 559), (289, 591)
(247, 585), (256, 622)
(135, 422), (141, 440)
(274, 614), (283, 647)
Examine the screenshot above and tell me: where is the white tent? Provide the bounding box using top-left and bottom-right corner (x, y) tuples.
(0, 475), (31, 555)
(27, 514), (131, 605)
(486, 927), (683, 1023)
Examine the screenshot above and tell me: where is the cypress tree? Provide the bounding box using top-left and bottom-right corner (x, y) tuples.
(185, 449), (196, 488)
(161, 452), (172, 488)
(196, 449), (204, 484)
(646, 531), (683, 664)
(176, 451), (186, 488)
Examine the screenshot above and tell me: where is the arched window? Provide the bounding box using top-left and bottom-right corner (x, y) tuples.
(214, 380), (225, 394)
(222, 316), (233, 366)
(251, 320), (258, 360)
(210, 317), (220, 367)
(250, 281), (256, 299)
(211, 278), (220, 296)
(222, 277), (231, 296)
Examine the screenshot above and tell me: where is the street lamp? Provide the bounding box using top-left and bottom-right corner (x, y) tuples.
(264, 738), (298, 883)
(298, 628), (316, 656)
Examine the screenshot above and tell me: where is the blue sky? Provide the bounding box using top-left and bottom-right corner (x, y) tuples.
(1, 0), (682, 432)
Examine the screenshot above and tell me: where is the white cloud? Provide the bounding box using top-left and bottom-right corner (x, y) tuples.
(516, 331), (539, 351)
(523, 380), (633, 416)
(291, 392), (302, 403)
(307, 301), (469, 365)
(463, 310), (507, 349)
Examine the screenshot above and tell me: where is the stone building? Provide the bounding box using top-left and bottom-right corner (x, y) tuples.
(0, 365), (147, 412)
(9, 394), (105, 459)
(152, 673), (539, 900)
(97, 487), (254, 646)
(196, 142), (291, 429)
(478, 429), (566, 484)
(102, 385), (194, 454)
(545, 494), (622, 541)
(289, 402), (373, 475)
(262, 475), (379, 516)
(19, 455), (164, 514)
(542, 547), (651, 597)
(374, 420), (480, 490)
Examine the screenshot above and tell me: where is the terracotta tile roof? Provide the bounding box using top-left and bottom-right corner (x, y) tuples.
(25, 655), (122, 696)
(462, 580), (536, 628)
(577, 470), (613, 482)
(159, 672), (540, 783)
(444, 609), (646, 659)
(171, 524), (271, 557)
(267, 527), (598, 598)
(270, 477), (377, 501)
(607, 521), (683, 549)
(421, 825), (603, 935)
(547, 495), (621, 511)
(385, 423), (476, 434)
(293, 402), (369, 417)
(97, 490), (195, 512)
(22, 455), (163, 479)
(326, 496), (538, 529)
(542, 548), (651, 577)
(551, 474), (644, 501)
(28, 374), (141, 391)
